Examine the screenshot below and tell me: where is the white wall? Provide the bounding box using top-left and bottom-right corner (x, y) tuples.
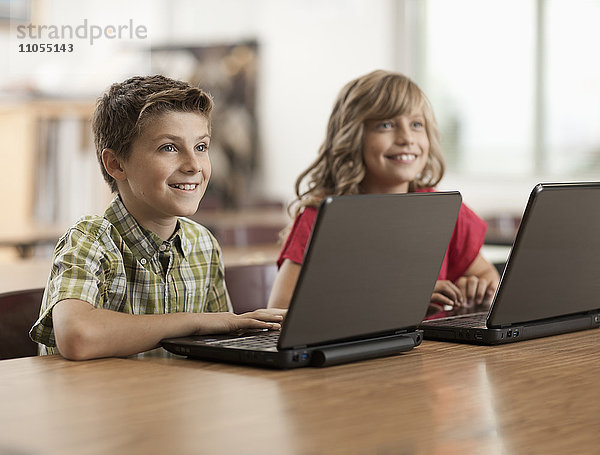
(4, 0), (595, 222)
(1, 0), (403, 211)
(157, 0), (401, 205)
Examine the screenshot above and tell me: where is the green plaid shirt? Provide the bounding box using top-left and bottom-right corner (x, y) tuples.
(30, 195), (231, 355)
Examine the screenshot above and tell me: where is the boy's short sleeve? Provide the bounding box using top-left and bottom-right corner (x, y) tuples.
(30, 228), (109, 348)
(276, 207), (318, 268)
(30, 198), (233, 355)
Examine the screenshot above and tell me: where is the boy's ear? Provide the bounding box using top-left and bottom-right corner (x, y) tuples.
(101, 148), (127, 181)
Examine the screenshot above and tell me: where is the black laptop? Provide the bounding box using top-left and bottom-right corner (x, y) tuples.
(162, 191), (462, 368)
(420, 182), (600, 345)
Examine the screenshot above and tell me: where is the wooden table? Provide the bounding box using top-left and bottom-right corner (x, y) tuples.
(1, 330), (599, 454)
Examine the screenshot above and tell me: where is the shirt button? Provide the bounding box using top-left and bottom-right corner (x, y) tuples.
(159, 244), (167, 252)
(140, 258), (147, 265)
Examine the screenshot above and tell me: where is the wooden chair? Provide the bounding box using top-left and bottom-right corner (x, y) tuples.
(225, 262), (277, 314)
(0, 288), (44, 360)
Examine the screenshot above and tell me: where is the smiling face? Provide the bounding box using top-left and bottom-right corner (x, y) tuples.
(360, 111), (430, 194)
(108, 110), (211, 238)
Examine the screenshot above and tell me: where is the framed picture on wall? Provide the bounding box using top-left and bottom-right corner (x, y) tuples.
(151, 41), (260, 209)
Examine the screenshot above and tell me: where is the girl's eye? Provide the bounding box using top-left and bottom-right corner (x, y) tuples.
(196, 143), (208, 152)
(161, 144), (176, 152)
(412, 121), (424, 128)
(379, 121), (394, 129)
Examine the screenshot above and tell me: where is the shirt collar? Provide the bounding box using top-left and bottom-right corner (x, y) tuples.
(104, 195), (189, 263)
(177, 221), (193, 257)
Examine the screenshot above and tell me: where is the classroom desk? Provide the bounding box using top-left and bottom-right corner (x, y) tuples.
(0, 258), (51, 294)
(2, 329), (599, 454)
(0, 207), (287, 258)
(0, 225), (66, 258)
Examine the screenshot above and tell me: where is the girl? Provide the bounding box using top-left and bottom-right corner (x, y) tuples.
(267, 70), (499, 317)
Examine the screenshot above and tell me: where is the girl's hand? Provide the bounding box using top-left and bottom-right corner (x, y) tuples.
(455, 275), (496, 310)
(431, 280), (464, 309)
(454, 253), (500, 311)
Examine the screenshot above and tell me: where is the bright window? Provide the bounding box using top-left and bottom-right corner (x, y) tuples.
(420, 0), (600, 179)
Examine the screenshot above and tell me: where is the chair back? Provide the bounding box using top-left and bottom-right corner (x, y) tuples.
(0, 288), (44, 360)
(225, 263), (277, 314)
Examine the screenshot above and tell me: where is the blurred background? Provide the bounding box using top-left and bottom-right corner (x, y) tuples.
(1, 0), (599, 283)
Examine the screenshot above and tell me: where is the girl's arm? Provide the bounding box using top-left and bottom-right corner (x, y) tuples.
(267, 259), (301, 309)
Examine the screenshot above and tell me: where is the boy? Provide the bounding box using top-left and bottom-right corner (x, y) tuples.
(30, 75), (284, 360)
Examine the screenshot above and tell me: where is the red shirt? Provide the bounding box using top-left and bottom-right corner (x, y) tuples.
(277, 189), (487, 283)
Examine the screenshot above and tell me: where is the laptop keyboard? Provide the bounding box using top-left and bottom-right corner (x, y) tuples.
(424, 312), (488, 328)
(206, 331), (281, 351)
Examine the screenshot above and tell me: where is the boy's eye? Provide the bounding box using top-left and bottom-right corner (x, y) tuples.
(196, 143), (208, 152)
(160, 144), (176, 152)
(378, 121), (394, 129)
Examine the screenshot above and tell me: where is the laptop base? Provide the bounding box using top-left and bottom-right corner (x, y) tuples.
(422, 312), (600, 345)
(161, 192), (461, 368)
(162, 331), (422, 369)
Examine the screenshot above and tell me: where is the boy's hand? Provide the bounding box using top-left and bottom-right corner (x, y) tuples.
(193, 308), (287, 336)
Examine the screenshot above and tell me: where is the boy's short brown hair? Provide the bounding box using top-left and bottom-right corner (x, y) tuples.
(92, 74), (214, 193)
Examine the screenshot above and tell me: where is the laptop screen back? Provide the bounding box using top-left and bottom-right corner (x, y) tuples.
(488, 183), (600, 327)
(279, 192), (462, 349)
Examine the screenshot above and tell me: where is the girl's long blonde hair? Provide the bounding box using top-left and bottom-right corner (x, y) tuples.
(289, 70), (445, 221)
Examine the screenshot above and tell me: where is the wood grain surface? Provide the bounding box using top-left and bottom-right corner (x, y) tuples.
(1, 329), (599, 454)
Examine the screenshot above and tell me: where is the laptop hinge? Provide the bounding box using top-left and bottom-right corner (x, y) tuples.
(290, 329), (414, 350)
